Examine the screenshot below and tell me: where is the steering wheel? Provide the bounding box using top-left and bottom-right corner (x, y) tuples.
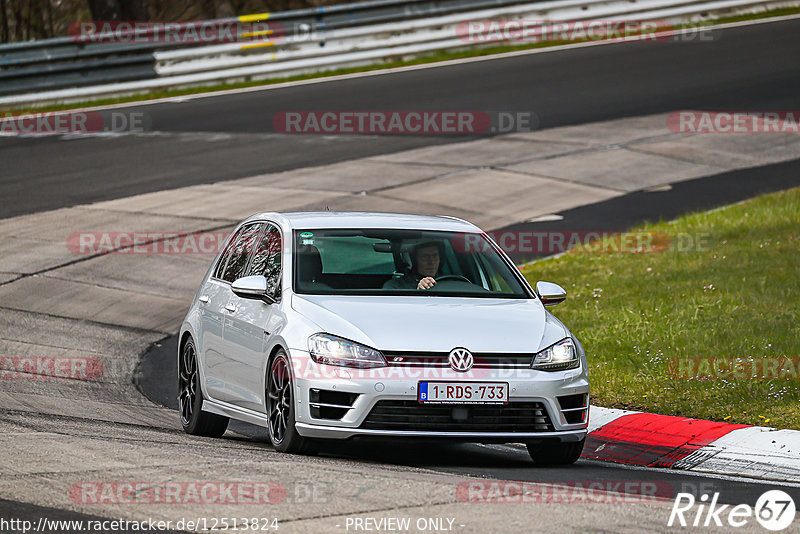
(435, 275), (472, 284)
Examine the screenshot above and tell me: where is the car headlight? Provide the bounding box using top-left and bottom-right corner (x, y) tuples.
(532, 338), (579, 371)
(308, 334), (387, 369)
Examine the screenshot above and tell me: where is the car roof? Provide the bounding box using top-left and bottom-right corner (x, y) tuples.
(245, 211), (481, 232)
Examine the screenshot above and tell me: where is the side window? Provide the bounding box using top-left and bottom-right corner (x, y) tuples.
(221, 223), (263, 283)
(247, 223), (282, 296)
(213, 228), (243, 280)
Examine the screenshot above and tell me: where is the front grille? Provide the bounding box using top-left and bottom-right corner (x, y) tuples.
(360, 400), (554, 432)
(383, 351), (533, 369)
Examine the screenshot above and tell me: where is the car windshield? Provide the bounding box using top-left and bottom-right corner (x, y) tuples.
(293, 228), (529, 298)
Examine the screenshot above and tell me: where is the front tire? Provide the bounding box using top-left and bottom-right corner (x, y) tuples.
(179, 337), (229, 437)
(266, 349), (313, 454)
(526, 438), (585, 465)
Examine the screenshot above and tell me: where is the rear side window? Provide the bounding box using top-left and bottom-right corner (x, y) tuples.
(220, 223), (263, 283)
(247, 223), (282, 296)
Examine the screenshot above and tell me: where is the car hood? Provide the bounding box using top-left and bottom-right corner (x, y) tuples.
(291, 294), (567, 353)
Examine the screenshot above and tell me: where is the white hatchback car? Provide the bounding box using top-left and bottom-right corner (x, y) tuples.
(179, 212), (589, 464)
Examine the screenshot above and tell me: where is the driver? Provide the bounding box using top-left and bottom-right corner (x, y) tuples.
(383, 241), (442, 290)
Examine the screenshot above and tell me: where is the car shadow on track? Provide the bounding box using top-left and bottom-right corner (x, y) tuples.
(229, 419), (538, 469)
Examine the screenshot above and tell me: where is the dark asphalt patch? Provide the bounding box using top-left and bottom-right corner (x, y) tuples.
(500, 157), (800, 264)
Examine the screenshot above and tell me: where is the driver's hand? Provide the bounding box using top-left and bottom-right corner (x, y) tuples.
(417, 277), (436, 290)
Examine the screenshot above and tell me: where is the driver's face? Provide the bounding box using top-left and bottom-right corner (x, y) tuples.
(415, 246), (439, 278)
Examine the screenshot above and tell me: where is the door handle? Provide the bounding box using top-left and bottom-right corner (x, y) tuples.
(198, 295), (210, 303)
(224, 304), (237, 313)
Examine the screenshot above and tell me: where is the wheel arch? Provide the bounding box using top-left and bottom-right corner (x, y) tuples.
(262, 342), (290, 412)
(179, 330), (193, 354)
(179, 326), (210, 401)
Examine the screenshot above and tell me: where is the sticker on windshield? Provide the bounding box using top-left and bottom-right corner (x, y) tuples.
(300, 232), (314, 238)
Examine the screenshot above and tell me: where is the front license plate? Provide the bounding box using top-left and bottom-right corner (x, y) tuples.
(418, 382), (509, 404)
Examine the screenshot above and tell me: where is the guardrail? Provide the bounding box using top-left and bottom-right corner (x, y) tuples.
(0, 0), (536, 98)
(1, 0), (798, 107)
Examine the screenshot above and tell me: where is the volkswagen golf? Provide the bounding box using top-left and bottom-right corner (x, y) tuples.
(178, 212), (589, 464)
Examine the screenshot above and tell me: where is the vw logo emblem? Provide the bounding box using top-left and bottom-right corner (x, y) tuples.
(448, 348), (473, 372)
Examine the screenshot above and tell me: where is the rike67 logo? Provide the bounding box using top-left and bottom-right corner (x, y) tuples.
(668, 490), (796, 531)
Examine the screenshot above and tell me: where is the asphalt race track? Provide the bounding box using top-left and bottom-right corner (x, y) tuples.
(2, 18), (800, 218)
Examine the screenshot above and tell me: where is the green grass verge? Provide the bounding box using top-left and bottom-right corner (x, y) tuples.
(521, 187), (800, 429)
(4, 6), (800, 115)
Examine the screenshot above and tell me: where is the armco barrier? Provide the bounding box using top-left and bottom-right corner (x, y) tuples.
(0, 0), (538, 97)
(1, 0), (798, 107)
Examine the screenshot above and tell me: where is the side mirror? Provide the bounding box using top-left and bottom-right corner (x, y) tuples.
(231, 275), (276, 304)
(536, 281), (566, 306)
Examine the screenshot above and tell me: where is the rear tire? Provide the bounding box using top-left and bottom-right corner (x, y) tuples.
(266, 348), (315, 454)
(179, 337), (229, 437)
(526, 438), (585, 465)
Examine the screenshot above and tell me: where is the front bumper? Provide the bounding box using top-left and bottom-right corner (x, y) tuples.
(295, 423), (587, 441)
(288, 348), (589, 441)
